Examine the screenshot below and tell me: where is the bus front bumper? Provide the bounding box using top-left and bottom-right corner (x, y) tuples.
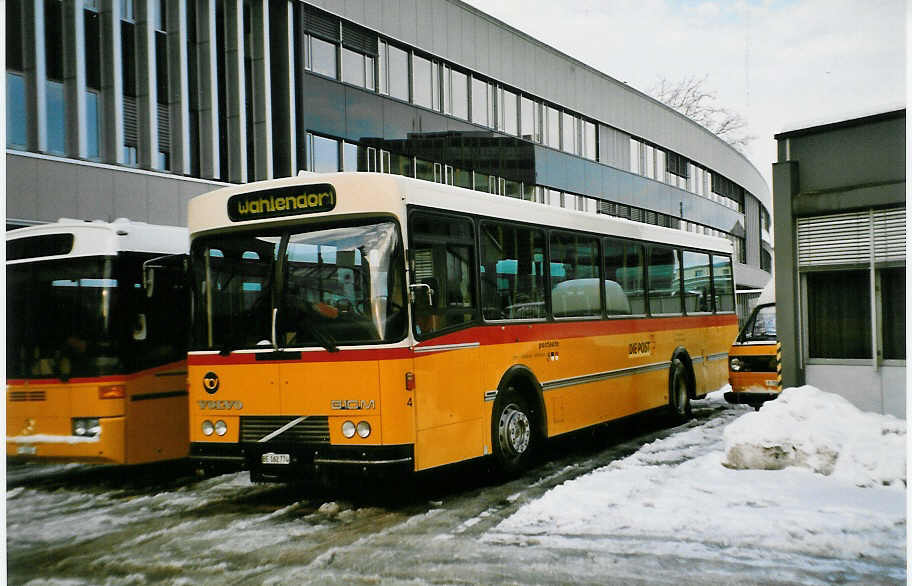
(248, 443), (414, 483)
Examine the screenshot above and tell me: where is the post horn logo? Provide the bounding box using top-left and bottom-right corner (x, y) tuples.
(203, 372), (220, 394)
(21, 418), (35, 435)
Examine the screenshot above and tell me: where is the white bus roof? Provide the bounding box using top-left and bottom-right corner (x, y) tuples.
(6, 218), (188, 264)
(188, 173), (733, 255)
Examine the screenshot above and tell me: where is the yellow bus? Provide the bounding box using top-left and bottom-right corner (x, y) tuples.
(186, 173), (737, 481)
(6, 219), (190, 465)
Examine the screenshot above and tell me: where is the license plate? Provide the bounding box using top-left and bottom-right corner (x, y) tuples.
(16, 445), (37, 455)
(261, 452), (290, 465)
(765, 380), (779, 388)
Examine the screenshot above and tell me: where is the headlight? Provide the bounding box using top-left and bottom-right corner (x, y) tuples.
(356, 421), (371, 438)
(730, 357), (743, 372)
(72, 418), (100, 437)
(214, 420), (228, 436)
(202, 420), (214, 436)
(341, 421), (356, 438)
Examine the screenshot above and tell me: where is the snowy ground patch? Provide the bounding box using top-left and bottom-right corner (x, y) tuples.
(723, 386), (906, 487)
(487, 387), (906, 578)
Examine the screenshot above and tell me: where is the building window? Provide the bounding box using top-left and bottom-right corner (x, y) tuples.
(7, 73), (27, 148)
(86, 91), (101, 160)
(629, 139), (641, 174)
(807, 270), (871, 359)
(760, 248), (772, 272)
(384, 42), (408, 101)
(309, 35), (338, 78)
(121, 0), (135, 21)
(501, 88), (518, 135)
(666, 150), (688, 178)
(444, 66), (468, 120)
(544, 104), (559, 149)
(582, 120), (596, 161)
(7, 0), (27, 148)
(471, 76), (489, 127)
(411, 53), (435, 109)
(520, 95), (540, 143)
(45, 0), (66, 155)
(561, 111), (577, 154)
(881, 267), (905, 360)
(342, 141), (359, 171)
(309, 133), (340, 172)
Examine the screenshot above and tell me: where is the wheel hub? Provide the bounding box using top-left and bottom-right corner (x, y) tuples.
(498, 404), (530, 457)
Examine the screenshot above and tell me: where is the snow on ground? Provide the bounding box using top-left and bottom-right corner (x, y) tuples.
(487, 386), (906, 576)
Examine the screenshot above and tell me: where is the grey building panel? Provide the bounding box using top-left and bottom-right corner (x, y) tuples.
(7, 152), (224, 227)
(431, 2), (447, 56)
(787, 117), (905, 196)
(147, 178), (183, 225)
(380, 0), (400, 45)
(112, 172), (150, 221)
(7, 155), (40, 221)
(75, 164), (114, 221)
(462, 6), (477, 70)
(399, 0), (418, 46)
(343, 0), (365, 23)
(415, 0), (433, 52)
(35, 161), (77, 221)
(446, 2), (462, 64)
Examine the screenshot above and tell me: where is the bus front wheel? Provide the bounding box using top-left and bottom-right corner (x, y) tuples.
(492, 390), (536, 475)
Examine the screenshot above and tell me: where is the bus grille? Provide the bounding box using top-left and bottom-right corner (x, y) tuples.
(240, 416), (330, 444)
(9, 390), (46, 402)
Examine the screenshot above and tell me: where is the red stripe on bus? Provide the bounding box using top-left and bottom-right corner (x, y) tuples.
(187, 314), (736, 366)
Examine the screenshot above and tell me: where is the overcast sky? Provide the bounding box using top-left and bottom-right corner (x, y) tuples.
(462, 0), (906, 192)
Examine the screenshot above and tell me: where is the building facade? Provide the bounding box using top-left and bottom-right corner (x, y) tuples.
(773, 109), (905, 417)
(6, 0), (772, 300)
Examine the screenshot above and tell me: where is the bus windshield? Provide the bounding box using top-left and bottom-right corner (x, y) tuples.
(7, 256), (124, 379)
(190, 220), (407, 351)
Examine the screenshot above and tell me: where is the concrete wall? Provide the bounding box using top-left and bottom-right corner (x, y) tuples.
(7, 152), (225, 228)
(773, 110), (905, 416)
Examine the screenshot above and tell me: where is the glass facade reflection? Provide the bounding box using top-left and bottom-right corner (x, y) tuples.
(6, 0), (769, 297)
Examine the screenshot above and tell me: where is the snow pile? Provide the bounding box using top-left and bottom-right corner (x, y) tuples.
(722, 386), (906, 487)
(487, 393), (906, 572)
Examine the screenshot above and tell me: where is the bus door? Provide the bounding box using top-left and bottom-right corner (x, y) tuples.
(409, 212), (483, 471)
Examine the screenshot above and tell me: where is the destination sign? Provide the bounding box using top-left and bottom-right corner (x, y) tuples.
(227, 184), (336, 221)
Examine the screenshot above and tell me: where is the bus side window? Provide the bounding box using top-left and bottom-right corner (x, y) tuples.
(647, 245), (682, 316)
(603, 237), (641, 315)
(681, 250), (712, 313)
(409, 213), (477, 337)
(480, 221), (546, 320)
(711, 255), (735, 312)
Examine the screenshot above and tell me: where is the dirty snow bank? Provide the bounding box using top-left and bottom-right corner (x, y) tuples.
(723, 386), (906, 487)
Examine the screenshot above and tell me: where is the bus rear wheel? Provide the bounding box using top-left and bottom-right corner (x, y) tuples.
(669, 359), (692, 423)
(492, 390), (536, 475)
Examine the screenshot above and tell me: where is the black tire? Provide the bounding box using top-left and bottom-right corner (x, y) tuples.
(669, 358), (692, 423)
(491, 389), (537, 475)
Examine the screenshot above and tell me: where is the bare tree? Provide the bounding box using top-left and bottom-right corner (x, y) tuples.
(649, 75), (754, 152)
